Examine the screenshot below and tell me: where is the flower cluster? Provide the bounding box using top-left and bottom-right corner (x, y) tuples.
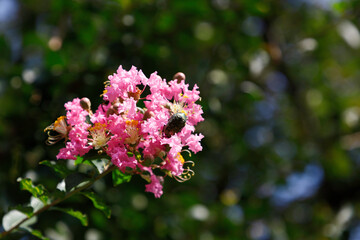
(45, 66), (204, 198)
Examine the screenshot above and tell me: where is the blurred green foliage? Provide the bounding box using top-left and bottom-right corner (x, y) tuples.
(3, 0), (360, 239)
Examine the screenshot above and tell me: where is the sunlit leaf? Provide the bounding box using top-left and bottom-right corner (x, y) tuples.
(9, 206), (33, 217)
(18, 178), (49, 204)
(81, 191), (111, 218)
(30, 197), (45, 212)
(75, 156), (84, 166)
(51, 207), (88, 226)
(112, 168), (132, 187)
(75, 156), (110, 174)
(64, 173), (90, 192)
(2, 210), (37, 231)
(28, 229), (50, 240)
(332, 2), (348, 14)
(40, 160), (72, 178)
(56, 180), (66, 192)
(91, 158), (109, 174)
(21, 226), (50, 240)
(135, 151), (142, 161)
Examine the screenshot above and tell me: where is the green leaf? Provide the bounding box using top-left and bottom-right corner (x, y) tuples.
(75, 156), (110, 174)
(81, 191), (111, 218)
(332, 2), (347, 14)
(21, 226), (50, 240)
(153, 157), (163, 165)
(64, 173), (90, 192)
(30, 197), (45, 212)
(140, 173), (151, 183)
(135, 151), (142, 161)
(142, 157), (153, 167)
(75, 156), (84, 166)
(51, 207), (88, 226)
(28, 229), (50, 240)
(18, 178), (49, 204)
(9, 205), (33, 217)
(85, 115), (93, 125)
(112, 168), (132, 187)
(2, 210), (37, 231)
(91, 158), (109, 174)
(40, 160), (72, 178)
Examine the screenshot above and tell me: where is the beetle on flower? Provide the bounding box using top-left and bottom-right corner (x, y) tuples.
(45, 65), (204, 198)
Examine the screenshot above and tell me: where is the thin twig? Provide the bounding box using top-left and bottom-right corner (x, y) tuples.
(0, 164), (117, 238)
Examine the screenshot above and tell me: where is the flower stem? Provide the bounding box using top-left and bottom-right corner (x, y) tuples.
(1, 164), (117, 238)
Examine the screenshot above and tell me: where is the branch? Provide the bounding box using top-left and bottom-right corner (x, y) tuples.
(0, 164), (117, 238)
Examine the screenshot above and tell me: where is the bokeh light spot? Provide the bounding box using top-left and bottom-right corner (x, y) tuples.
(189, 204), (210, 221)
(48, 36), (62, 51)
(194, 22), (214, 41)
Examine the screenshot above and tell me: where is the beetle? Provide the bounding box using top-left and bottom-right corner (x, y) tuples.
(163, 112), (187, 137)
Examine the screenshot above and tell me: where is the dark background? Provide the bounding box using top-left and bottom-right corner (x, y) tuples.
(2, 0), (360, 239)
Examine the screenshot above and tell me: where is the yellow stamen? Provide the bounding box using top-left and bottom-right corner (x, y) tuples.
(125, 120), (140, 145)
(88, 123), (110, 150)
(126, 120), (139, 128)
(176, 153), (185, 164)
(170, 101), (188, 116)
(100, 89), (108, 97)
(89, 123), (107, 132)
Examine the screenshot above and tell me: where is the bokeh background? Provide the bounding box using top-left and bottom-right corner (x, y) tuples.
(2, 0), (360, 239)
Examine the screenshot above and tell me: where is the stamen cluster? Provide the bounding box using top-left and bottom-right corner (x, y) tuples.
(45, 66), (204, 198)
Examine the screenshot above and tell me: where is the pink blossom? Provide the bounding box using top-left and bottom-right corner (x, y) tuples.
(56, 129), (92, 160)
(90, 104), (108, 124)
(107, 137), (137, 171)
(145, 175), (164, 198)
(47, 65), (204, 197)
(65, 98), (89, 125)
(56, 99), (92, 160)
(162, 155), (184, 176)
(185, 133), (204, 153)
(103, 66), (144, 102)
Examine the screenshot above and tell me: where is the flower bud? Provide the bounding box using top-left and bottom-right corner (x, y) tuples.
(143, 109), (154, 120)
(157, 150), (166, 158)
(173, 72), (186, 83)
(128, 88), (142, 101)
(112, 102), (120, 111)
(80, 97), (91, 111)
(106, 108), (116, 117)
(142, 156), (154, 167)
(158, 176), (164, 185)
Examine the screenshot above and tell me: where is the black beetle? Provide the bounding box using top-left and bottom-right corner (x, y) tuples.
(163, 112), (187, 137)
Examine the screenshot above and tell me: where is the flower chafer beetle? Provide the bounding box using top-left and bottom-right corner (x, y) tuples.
(164, 112), (187, 138)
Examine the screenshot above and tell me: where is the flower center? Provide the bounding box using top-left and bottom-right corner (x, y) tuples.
(125, 120), (140, 145)
(170, 101), (187, 116)
(88, 123), (110, 150)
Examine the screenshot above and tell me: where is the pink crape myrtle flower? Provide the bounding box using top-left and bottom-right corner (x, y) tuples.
(45, 66), (204, 198)
(145, 175), (164, 198)
(56, 98), (92, 160)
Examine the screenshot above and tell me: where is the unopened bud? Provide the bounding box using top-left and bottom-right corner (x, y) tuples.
(157, 150), (166, 158)
(117, 97), (124, 104)
(80, 97), (91, 111)
(143, 110), (154, 120)
(112, 102), (120, 111)
(163, 103), (171, 110)
(128, 88), (142, 101)
(173, 72), (186, 83)
(158, 176), (164, 185)
(106, 108), (116, 117)
(142, 156), (154, 166)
